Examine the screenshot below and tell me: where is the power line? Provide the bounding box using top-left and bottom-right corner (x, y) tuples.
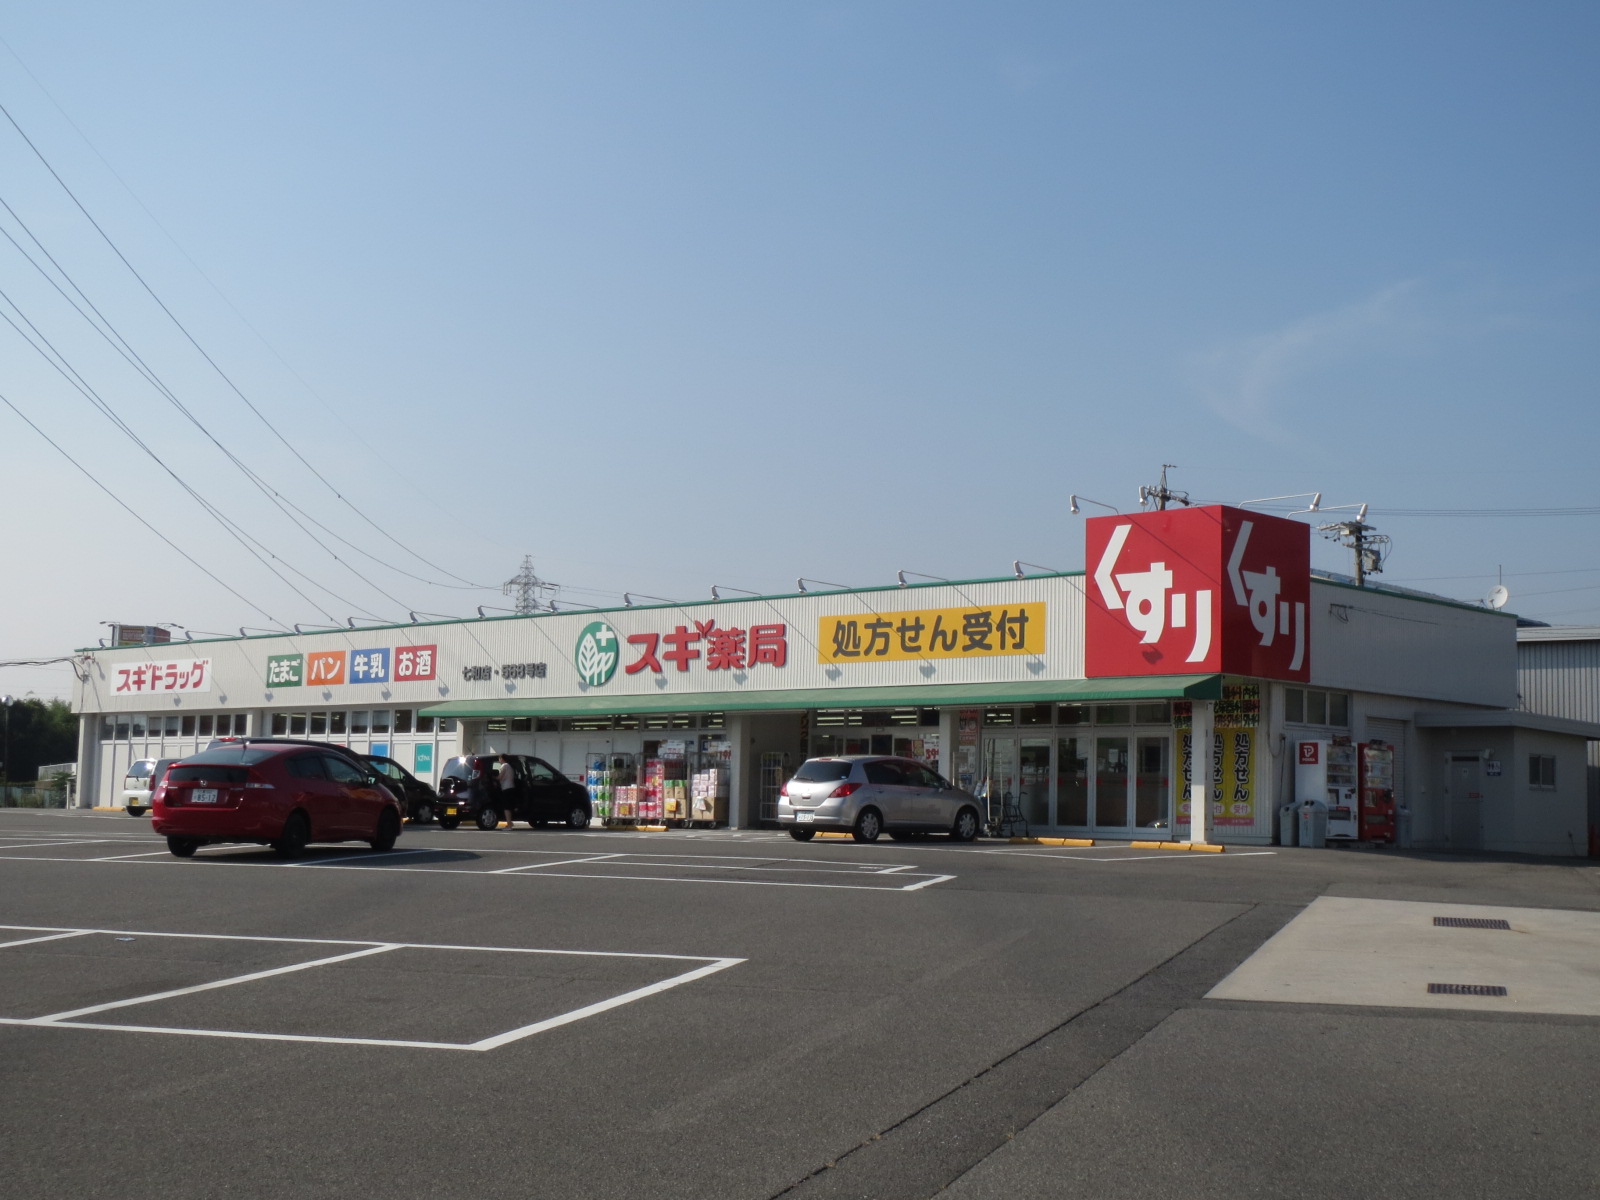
(0, 96), (493, 592)
(0, 388), (286, 627)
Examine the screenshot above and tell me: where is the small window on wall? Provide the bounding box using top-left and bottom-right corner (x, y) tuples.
(535, 718), (559, 732)
(271, 713), (288, 736)
(613, 714), (640, 730)
(1057, 705), (1087, 726)
(371, 710), (391, 734)
(1134, 702), (1171, 724)
(487, 718), (508, 732)
(983, 707), (1016, 727)
(1095, 705), (1130, 725)
(1284, 687), (1350, 728)
(198, 715), (214, 737)
(114, 719), (130, 740)
(701, 712), (726, 729)
(510, 717), (531, 732)
(330, 712), (347, 735)
(100, 717), (114, 741)
(1019, 704), (1054, 727)
(181, 715), (196, 737)
(1529, 755), (1556, 789)
(164, 715), (181, 736)
(289, 713), (308, 736)
(416, 714), (435, 734)
(438, 718), (456, 733)
(393, 710), (413, 734)
(214, 714), (231, 736)
(351, 711), (370, 734)
(234, 714), (249, 735)
(131, 714), (147, 737)
(310, 713), (327, 735)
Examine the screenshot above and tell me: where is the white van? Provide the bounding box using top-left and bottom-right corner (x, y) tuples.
(122, 758), (178, 816)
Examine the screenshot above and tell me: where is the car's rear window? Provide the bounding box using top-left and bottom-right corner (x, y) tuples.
(178, 746), (280, 767)
(168, 765), (251, 784)
(440, 757), (484, 781)
(125, 761), (153, 780)
(793, 760), (852, 783)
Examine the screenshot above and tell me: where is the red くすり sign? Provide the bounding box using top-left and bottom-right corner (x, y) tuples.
(1084, 505), (1310, 682)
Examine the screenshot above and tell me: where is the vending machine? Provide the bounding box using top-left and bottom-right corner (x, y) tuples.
(1358, 740), (1396, 844)
(1295, 738), (1359, 841)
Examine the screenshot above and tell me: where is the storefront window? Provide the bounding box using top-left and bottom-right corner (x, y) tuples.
(270, 713), (287, 735)
(181, 715), (196, 737)
(1328, 693), (1350, 726)
(310, 713), (327, 735)
(130, 714), (147, 738)
(1135, 702), (1170, 724)
(983, 707), (1016, 727)
(100, 717), (114, 741)
(351, 711), (370, 734)
(330, 712), (347, 735)
(1285, 687), (1349, 728)
(812, 734), (838, 756)
(1058, 737), (1089, 825)
(198, 715), (213, 737)
(487, 718), (507, 732)
(1057, 704), (1087, 726)
(115, 719), (130, 740)
(509, 717), (531, 732)
(1019, 704), (1053, 726)
(394, 710), (413, 734)
(1095, 705), (1130, 726)
(289, 713), (307, 736)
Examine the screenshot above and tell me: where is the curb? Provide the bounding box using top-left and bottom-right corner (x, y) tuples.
(601, 824), (670, 833)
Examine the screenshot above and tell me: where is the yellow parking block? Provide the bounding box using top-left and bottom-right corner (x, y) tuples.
(1009, 836), (1096, 847)
(1127, 840), (1226, 853)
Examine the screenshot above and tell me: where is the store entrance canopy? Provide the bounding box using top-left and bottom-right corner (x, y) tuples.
(418, 675), (1223, 719)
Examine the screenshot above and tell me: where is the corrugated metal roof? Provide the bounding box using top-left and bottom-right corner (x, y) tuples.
(418, 674), (1224, 718)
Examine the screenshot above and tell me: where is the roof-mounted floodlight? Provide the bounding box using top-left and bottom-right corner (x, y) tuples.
(711, 585), (761, 601)
(897, 570), (949, 587)
(1069, 494), (1118, 515)
(1013, 560), (1063, 577)
(1240, 492), (1322, 513)
(797, 578), (851, 593)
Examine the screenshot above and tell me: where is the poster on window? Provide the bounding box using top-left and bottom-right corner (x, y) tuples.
(1175, 727), (1256, 827)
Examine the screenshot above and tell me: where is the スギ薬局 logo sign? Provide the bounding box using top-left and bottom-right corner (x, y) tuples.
(1084, 505), (1310, 682)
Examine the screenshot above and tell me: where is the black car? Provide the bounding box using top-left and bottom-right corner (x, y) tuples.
(437, 754), (591, 832)
(363, 755), (442, 824)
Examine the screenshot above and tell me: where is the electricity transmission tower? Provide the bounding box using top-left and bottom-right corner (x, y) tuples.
(502, 556), (555, 615)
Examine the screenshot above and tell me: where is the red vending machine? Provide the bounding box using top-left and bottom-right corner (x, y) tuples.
(1358, 740), (1396, 844)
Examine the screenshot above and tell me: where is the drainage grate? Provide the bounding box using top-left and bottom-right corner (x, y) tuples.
(1433, 917), (1512, 930)
(1427, 983), (1508, 997)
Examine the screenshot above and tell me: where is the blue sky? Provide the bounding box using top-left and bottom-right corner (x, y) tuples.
(2, 2), (1597, 699)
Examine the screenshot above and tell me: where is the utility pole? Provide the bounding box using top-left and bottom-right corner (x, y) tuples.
(1318, 507), (1389, 587)
(502, 556), (555, 615)
(1140, 464), (1190, 511)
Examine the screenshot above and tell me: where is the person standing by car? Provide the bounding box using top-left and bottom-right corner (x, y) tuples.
(496, 755), (517, 829)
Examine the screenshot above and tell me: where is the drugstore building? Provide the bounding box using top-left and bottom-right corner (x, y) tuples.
(71, 506), (1597, 853)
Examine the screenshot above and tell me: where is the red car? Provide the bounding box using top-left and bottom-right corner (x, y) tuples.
(152, 742), (403, 859)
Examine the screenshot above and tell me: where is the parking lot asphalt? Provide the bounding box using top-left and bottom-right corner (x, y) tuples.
(2, 808), (1598, 1200)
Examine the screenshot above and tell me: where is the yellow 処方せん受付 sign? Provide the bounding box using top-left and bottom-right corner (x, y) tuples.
(817, 603), (1046, 664)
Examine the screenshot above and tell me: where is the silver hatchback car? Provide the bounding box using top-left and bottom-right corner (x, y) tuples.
(777, 756), (984, 843)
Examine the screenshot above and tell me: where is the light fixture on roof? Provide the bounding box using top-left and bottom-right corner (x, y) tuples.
(796, 578), (851, 593)
(1240, 491), (1322, 514)
(897, 570), (949, 587)
(1013, 561), (1063, 578)
(711, 585), (762, 601)
(1069, 494), (1118, 515)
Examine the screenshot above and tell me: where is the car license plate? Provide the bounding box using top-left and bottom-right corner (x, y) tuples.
(795, 810), (814, 824)
(193, 789), (218, 804)
(445, 807), (457, 816)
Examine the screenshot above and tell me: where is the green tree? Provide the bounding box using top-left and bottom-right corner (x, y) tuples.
(2, 698), (78, 783)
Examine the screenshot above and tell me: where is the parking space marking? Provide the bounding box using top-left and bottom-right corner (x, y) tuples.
(87, 850), (180, 861)
(492, 853), (627, 874)
(289, 847), (442, 867)
(33, 944), (404, 1023)
(975, 847), (1278, 863)
(0, 930), (96, 950)
(0, 839), (119, 851)
(0, 924), (745, 1051)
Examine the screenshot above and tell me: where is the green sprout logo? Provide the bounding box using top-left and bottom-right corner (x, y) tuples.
(574, 621), (620, 687)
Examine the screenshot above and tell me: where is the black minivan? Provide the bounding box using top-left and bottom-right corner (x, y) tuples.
(437, 754), (592, 832)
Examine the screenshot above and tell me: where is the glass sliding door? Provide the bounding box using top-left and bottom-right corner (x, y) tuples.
(1017, 739), (1051, 826)
(1057, 736), (1089, 826)
(1094, 736), (1130, 828)
(1134, 735), (1171, 830)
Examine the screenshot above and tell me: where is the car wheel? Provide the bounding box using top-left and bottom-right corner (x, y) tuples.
(369, 809), (401, 852)
(272, 812), (311, 859)
(950, 806), (980, 842)
(127, 806), (146, 817)
(853, 808), (883, 843)
(166, 836), (198, 858)
(566, 805), (590, 830)
(412, 801), (434, 825)
(438, 817), (460, 831)
(474, 806), (501, 832)
(788, 827), (816, 842)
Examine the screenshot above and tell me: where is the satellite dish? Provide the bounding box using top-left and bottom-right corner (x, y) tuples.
(1487, 585), (1510, 610)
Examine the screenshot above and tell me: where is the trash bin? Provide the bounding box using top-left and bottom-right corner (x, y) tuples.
(1298, 800), (1328, 849)
(1395, 805), (1412, 849)
(1279, 803), (1299, 847)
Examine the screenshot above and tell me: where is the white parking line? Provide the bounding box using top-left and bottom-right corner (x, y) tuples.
(0, 930), (96, 950)
(290, 847), (444, 868)
(976, 848), (1278, 863)
(86, 850), (179, 861)
(492, 853), (626, 874)
(32, 944), (403, 1023)
(900, 874), (957, 891)
(0, 839), (116, 851)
